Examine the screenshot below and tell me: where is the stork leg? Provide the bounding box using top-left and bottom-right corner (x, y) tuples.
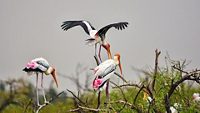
(36, 73), (40, 106)
(105, 79), (110, 103)
(96, 91), (101, 109)
(41, 73), (49, 104)
(98, 45), (102, 62)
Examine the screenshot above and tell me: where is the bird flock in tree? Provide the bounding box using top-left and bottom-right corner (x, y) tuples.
(23, 20), (129, 109)
(22, 20), (200, 113)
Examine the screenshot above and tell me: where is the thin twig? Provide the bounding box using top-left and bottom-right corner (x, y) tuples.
(23, 99), (33, 113)
(69, 105), (106, 112)
(112, 83), (141, 89)
(114, 72), (128, 83)
(134, 85), (145, 104)
(110, 100), (142, 113)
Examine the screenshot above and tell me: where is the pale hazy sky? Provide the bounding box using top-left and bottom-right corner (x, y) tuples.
(0, 0), (200, 91)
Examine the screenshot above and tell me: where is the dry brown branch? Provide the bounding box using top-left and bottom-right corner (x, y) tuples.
(151, 49), (161, 92)
(172, 65), (188, 74)
(69, 105), (107, 112)
(134, 85), (145, 104)
(112, 83), (141, 89)
(110, 100), (142, 113)
(114, 72), (128, 83)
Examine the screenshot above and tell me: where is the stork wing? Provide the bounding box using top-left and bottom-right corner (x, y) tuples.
(61, 20), (96, 35)
(23, 67), (43, 73)
(95, 60), (116, 77)
(97, 22), (129, 40)
(36, 60), (49, 69)
(32, 58), (49, 69)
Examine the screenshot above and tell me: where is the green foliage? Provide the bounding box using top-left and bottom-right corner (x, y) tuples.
(0, 59), (200, 113)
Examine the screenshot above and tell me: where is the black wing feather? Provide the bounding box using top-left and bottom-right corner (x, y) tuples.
(23, 67), (43, 73)
(97, 22), (129, 39)
(61, 20), (96, 35)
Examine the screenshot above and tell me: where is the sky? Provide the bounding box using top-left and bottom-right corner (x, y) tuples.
(0, 0), (200, 91)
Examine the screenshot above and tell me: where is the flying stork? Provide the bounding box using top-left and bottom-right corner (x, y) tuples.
(23, 57), (58, 106)
(61, 20), (128, 61)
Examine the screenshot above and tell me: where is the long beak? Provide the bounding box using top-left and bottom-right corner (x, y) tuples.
(118, 59), (123, 77)
(51, 68), (58, 87)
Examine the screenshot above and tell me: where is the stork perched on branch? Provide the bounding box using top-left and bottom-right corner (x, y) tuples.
(92, 53), (123, 102)
(23, 57), (58, 106)
(61, 20), (128, 61)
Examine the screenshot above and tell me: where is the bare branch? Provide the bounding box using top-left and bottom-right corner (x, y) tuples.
(134, 85), (145, 104)
(110, 100), (142, 113)
(151, 49), (161, 91)
(172, 65), (188, 74)
(114, 72), (128, 83)
(112, 83), (141, 89)
(69, 105), (106, 112)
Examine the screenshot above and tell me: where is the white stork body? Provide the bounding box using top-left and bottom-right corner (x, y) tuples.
(92, 54), (122, 91)
(61, 20), (128, 60)
(93, 59), (116, 91)
(23, 57), (58, 106)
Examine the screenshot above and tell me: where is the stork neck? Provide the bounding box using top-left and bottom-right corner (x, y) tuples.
(114, 57), (119, 65)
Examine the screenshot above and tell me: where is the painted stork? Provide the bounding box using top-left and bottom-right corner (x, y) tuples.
(23, 57), (58, 106)
(92, 53), (123, 103)
(61, 20), (128, 61)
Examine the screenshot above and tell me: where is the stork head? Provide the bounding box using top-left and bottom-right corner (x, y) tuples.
(102, 43), (112, 59)
(114, 53), (122, 74)
(46, 67), (58, 87)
